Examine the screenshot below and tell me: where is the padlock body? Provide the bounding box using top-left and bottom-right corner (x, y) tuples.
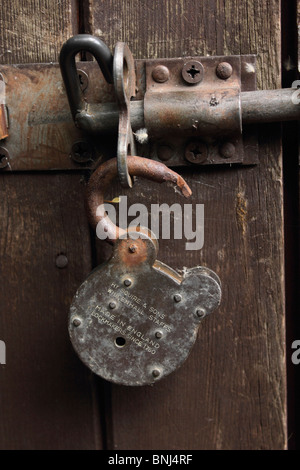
(69, 234), (221, 385)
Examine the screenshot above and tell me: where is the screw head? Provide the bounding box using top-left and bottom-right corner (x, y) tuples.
(55, 254), (68, 269)
(216, 62), (233, 80)
(155, 331), (163, 339)
(182, 61), (204, 84)
(174, 294), (182, 303)
(70, 141), (94, 164)
(72, 318), (81, 327)
(219, 142), (235, 159)
(152, 65), (170, 83)
(109, 301), (117, 309)
(196, 308), (206, 319)
(152, 369), (160, 378)
(124, 279), (132, 287)
(129, 244), (137, 253)
(184, 140), (208, 164)
(0, 147), (10, 169)
(77, 69), (89, 91)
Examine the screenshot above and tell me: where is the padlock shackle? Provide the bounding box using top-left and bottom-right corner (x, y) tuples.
(85, 156), (192, 243)
(59, 34), (113, 121)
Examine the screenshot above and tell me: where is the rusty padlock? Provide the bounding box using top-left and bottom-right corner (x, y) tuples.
(69, 156), (221, 386)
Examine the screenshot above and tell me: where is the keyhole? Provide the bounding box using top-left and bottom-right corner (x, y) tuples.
(187, 65), (200, 79)
(78, 74), (84, 86)
(77, 69), (88, 92)
(115, 337), (126, 348)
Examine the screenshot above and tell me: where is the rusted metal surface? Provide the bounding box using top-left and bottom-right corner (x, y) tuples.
(0, 54), (256, 170)
(241, 88), (300, 123)
(69, 228), (222, 386)
(142, 55), (257, 166)
(4, 51), (300, 170)
(144, 56), (242, 139)
(0, 62), (115, 170)
(85, 156), (192, 240)
(181, 60), (204, 84)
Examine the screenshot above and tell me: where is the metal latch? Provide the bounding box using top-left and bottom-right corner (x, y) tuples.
(59, 35), (300, 185)
(0, 34), (299, 172)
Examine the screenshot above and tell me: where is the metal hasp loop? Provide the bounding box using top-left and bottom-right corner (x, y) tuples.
(113, 42), (137, 188)
(85, 156), (192, 242)
(59, 34), (113, 121)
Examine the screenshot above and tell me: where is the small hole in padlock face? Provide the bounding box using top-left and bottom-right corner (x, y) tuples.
(115, 336), (126, 348)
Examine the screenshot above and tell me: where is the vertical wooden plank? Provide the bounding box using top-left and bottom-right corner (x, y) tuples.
(0, 174), (103, 449)
(88, 0), (287, 449)
(0, 0), (78, 64)
(0, 1), (104, 449)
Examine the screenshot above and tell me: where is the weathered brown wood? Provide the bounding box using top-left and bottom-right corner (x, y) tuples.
(0, 174), (104, 449)
(0, 0), (78, 64)
(0, 0), (104, 449)
(89, 0), (287, 449)
(298, 0), (300, 74)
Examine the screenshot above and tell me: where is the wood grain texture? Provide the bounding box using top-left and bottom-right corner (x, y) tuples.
(0, 174), (103, 449)
(298, 0), (300, 72)
(89, 0), (287, 449)
(0, 0), (78, 64)
(0, 0), (104, 449)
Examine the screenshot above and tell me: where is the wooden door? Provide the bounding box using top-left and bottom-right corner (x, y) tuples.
(0, 0), (298, 450)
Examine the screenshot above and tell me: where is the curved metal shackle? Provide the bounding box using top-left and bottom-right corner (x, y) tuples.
(59, 34), (113, 120)
(85, 156), (192, 243)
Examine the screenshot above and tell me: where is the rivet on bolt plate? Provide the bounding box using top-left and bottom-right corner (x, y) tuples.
(219, 142), (235, 159)
(55, 254), (68, 269)
(109, 301), (117, 309)
(124, 279), (132, 287)
(216, 62), (233, 80)
(157, 145), (173, 162)
(152, 369), (160, 378)
(184, 140), (208, 164)
(174, 294), (182, 303)
(152, 65), (170, 83)
(155, 331), (163, 339)
(72, 318), (82, 327)
(196, 308), (206, 319)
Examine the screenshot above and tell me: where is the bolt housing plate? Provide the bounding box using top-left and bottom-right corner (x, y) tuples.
(142, 55), (258, 166)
